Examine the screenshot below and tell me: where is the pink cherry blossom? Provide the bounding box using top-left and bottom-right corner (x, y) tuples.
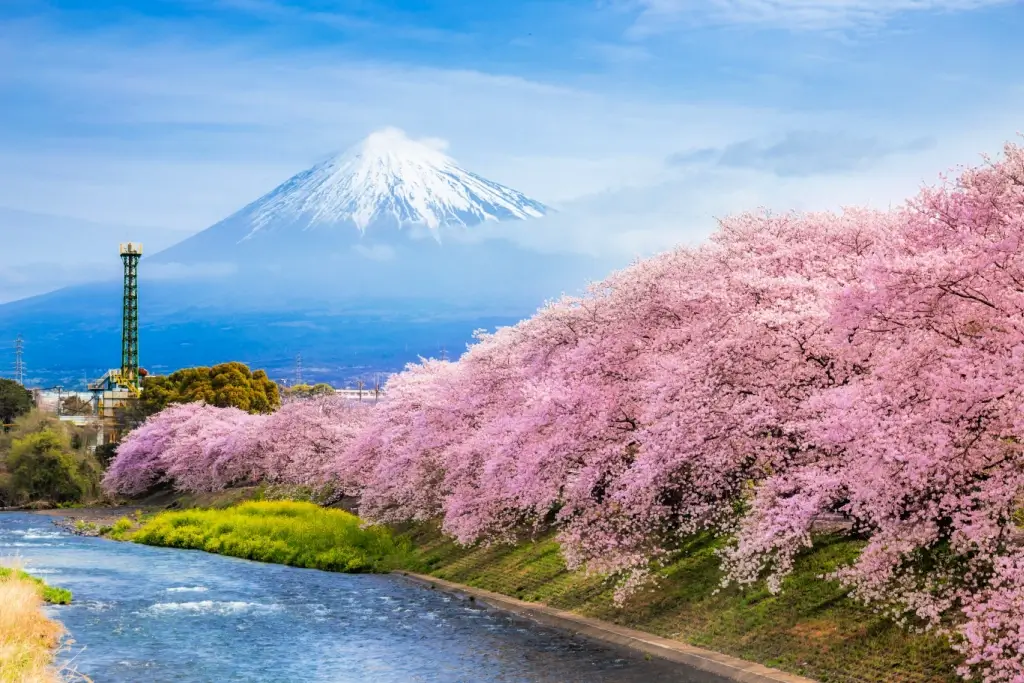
(104, 140), (1024, 681)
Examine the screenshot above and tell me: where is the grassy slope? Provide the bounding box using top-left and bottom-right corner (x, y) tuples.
(0, 569), (68, 683)
(0, 567), (72, 605)
(128, 501), (415, 573)
(400, 524), (960, 683)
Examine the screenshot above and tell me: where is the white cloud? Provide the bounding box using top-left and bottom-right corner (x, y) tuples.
(352, 244), (396, 262)
(627, 0), (1015, 32)
(0, 10), (1021, 292)
(145, 262), (238, 280)
(0, 19), (793, 231)
(419, 136), (451, 152)
(485, 122), (1023, 262)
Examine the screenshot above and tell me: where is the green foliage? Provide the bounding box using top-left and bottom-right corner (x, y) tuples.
(130, 501), (414, 573)
(107, 516), (136, 540)
(400, 525), (960, 683)
(94, 442), (119, 467)
(0, 566), (72, 604)
(283, 383), (335, 399)
(7, 431), (86, 504)
(0, 411), (103, 507)
(140, 362), (281, 416)
(0, 378), (33, 428)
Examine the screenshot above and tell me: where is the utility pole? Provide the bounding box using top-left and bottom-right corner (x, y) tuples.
(52, 385), (63, 416)
(355, 379), (365, 402)
(373, 373), (382, 403)
(13, 335), (24, 386)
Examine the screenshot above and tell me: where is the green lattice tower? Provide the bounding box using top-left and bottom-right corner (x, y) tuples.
(119, 242), (143, 391)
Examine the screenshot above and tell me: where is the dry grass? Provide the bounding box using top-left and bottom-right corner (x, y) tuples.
(0, 572), (64, 683)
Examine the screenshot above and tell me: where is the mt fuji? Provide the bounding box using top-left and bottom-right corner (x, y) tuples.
(0, 129), (608, 387)
(247, 127), (547, 235)
(154, 128), (551, 265)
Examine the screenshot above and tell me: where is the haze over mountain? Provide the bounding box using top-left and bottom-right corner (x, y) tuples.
(144, 127), (591, 307)
(0, 207), (186, 303)
(0, 129), (608, 387)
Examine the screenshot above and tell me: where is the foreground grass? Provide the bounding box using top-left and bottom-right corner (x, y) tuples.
(0, 567), (72, 606)
(128, 501), (415, 573)
(400, 524), (960, 683)
(0, 569), (67, 683)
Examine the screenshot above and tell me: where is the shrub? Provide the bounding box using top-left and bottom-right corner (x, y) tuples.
(6, 431), (88, 505)
(130, 501), (415, 573)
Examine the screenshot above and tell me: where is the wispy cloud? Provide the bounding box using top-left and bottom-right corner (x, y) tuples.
(145, 262), (239, 281)
(352, 244), (396, 262)
(668, 130), (937, 177)
(204, 0), (468, 43)
(0, 0), (1021, 303)
(626, 0), (1015, 33)
(0, 17), (790, 229)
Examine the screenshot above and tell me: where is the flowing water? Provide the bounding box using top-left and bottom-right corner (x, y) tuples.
(0, 513), (721, 683)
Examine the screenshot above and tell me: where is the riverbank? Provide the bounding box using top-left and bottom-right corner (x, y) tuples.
(400, 524), (958, 683)
(0, 567), (72, 683)
(127, 501), (416, 572)
(59, 500), (960, 683)
(4, 510), (701, 683)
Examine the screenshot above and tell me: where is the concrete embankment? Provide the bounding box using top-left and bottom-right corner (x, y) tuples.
(396, 572), (817, 683)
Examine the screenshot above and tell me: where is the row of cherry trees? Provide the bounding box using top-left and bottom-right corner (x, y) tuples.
(102, 397), (370, 496)
(104, 142), (1024, 681)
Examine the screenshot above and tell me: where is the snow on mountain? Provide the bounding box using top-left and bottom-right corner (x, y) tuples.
(239, 127), (549, 240)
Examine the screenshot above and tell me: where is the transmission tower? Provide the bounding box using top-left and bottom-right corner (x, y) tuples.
(295, 354), (303, 385)
(120, 243), (143, 392)
(13, 335), (24, 385)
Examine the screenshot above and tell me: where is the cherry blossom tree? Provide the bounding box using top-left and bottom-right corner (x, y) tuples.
(722, 142), (1024, 682)
(254, 395), (370, 487)
(103, 140), (1024, 681)
(102, 403), (243, 496)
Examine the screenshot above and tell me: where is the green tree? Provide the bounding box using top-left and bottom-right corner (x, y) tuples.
(0, 410), (102, 507)
(94, 442), (119, 468)
(140, 362), (280, 416)
(0, 379), (33, 428)
(283, 382), (335, 399)
(6, 431), (85, 504)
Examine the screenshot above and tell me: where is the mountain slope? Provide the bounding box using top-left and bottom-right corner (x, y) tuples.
(244, 127), (548, 236)
(154, 128), (550, 264)
(1, 129), (606, 388)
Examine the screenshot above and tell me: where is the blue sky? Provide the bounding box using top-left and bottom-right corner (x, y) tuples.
(1, 0), (1023, 300)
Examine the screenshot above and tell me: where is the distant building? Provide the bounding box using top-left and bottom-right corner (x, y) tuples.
(335, 388), (385, 402)
(32, 389), (95, 415)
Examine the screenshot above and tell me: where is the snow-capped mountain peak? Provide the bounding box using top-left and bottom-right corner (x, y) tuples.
(242, 127), (548, 239)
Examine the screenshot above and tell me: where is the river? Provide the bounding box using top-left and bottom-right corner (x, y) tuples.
(0, 513), (721, 683)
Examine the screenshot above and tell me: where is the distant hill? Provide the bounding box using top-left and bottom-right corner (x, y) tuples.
(0, 129), (608, 388)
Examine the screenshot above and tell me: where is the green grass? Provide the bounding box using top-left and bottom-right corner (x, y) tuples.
(129, 500), (416, 573)
(0, 566), (72, 605)
(399, 523), (961, 683)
